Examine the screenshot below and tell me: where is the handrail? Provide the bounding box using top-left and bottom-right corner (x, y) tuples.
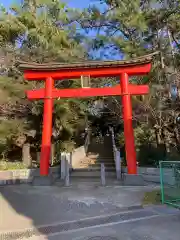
(109, 126), (117, 158)
(109, 126), (121, 180)
(84, 128), (90, 154)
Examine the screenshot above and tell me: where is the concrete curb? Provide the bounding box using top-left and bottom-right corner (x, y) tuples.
(0, 167), (60, 186)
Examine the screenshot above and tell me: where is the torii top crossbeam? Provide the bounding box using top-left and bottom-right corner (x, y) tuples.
(20, 54), (153, 79)
(19, 53), (156, 176)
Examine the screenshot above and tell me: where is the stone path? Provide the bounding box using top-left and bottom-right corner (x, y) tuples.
(34, 210), (180, 240)
(0, 184), (158, 231)
(0, 184), (179, 239)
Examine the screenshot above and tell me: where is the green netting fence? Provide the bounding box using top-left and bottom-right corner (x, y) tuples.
(160, 161), (180, 208)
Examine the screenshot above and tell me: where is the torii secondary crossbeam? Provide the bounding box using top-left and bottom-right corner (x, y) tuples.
(19, 53), (154, 176)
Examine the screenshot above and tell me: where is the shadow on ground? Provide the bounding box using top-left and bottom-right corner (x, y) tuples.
(0, 179), (162, 239)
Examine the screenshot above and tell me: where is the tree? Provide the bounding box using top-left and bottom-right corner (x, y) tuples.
(0, 0), (88, 165)
(79, 0), (180, 165)
(1, 0), (180, 167)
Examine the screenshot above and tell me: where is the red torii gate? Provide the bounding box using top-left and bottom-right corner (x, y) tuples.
(19, 53), (154, 176)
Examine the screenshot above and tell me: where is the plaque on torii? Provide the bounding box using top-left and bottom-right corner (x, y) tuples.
(19, 53), (155, 176)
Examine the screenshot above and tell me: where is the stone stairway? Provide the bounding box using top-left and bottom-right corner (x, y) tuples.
(70, 134), (117, 181)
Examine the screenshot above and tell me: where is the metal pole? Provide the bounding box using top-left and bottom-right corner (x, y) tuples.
(116, 151), (121, 180)
(61, 153), (66, 180)
(101, 163), (106, 186)
(159, 161), (165, 204)
(65, 158), (70, 187)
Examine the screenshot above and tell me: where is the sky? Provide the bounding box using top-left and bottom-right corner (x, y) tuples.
(1, 0), (93, 8)
(67, 0), (94, 8)
(1, 0), (12, 7)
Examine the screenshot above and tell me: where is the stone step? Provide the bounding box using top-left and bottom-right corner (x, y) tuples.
(76, 166), (115, 169)
(70, 170), (117, 178)
(79, 162), (115, 166)
(86, 154), (114, 158)
(71, 166), (116, 171)
(80, 157), (114, 162)
(86, 153), (114, 157)
(78, 166), (115, 170)
(78, 157), (115, 166)
(55, 177), (121, 187)
(78, 162), (115, 167)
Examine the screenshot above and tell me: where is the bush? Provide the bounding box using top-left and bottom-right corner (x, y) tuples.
(143, 190), (162, 205)
(0, 161), (27, 170)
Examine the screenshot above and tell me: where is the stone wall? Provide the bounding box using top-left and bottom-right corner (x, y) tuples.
(0, 166), (176, 186)
(0, 167), (60, 185)
(71, 146), (86, 169)
(142, 168), (176, 185)
(124, 167), (175, 185)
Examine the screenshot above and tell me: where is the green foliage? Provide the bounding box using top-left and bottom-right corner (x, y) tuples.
(0, 161), (27, 170)
(0, 0), (180, 168)
(143, 190), (161, 205)
(1, 0), (86, 62)
(81, 0), (180, 59)
(0, 0), (88, 162)
(117, 123), (178, 167)
(81, 0), (180, 166)
(0, 76), (26, 101)
(134, 124), (155, 148)
(0, 119), (26, 158)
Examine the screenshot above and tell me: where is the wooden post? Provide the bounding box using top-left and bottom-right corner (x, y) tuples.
(101, 163), (106, 186)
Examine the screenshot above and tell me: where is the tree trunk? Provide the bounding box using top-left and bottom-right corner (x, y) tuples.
(163, 128), (170, 153)
(155, 128), (162, 146)
(37, 152), (40, 165)
(22, 143), (31, 168)
(154, 127), (166, 158)
(174, 127), (180, 153)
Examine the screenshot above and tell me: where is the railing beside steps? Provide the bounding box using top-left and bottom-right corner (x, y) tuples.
(84, 128), (91, 155)
(109, 127), (121, 180)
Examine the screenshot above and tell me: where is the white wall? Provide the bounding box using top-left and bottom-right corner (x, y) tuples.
(71, 146), (86, 169)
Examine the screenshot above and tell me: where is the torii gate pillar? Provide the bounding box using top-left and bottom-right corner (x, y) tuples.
(121, 73), (137, 174)
(40, 77), (54, 175)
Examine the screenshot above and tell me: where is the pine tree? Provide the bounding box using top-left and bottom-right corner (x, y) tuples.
(0, 0), (88, 166)
(80, 0), (180, 164)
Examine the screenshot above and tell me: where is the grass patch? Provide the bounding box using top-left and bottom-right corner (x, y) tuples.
(143, 190), (162, 205)
(0, 161), (27, 170)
